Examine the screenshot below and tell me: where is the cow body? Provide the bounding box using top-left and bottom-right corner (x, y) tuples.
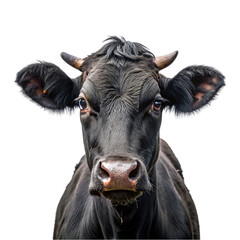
(54, 139), (199, 239)
(16, 37), (224, 239)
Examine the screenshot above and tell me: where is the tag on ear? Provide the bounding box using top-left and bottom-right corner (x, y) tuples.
(161, 65), (225, 113)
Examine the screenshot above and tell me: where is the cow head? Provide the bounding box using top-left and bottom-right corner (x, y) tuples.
(16, 37), (225, 205)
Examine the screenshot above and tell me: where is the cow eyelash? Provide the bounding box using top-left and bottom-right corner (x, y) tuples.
(74, 97), (81, 107)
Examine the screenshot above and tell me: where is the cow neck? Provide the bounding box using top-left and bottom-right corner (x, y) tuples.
(148, 137), (161, 173)
(111, 201), (138, 226)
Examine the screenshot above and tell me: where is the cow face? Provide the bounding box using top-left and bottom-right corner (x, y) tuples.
(16, 37), (225, 205)
(79, 60), (163, 203)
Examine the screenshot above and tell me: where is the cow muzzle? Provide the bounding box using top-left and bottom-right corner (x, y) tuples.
(89, 156), (152, 204)
(100, 158), (139, 192)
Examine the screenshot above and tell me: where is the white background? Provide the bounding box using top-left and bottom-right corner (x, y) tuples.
(1, 0), (239, 239)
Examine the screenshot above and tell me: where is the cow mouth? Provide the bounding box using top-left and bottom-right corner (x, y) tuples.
(101, 190), (142, 205)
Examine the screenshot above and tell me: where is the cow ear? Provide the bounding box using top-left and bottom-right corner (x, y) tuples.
(161, 65), (225, 113)
(16, 62), (81, 111)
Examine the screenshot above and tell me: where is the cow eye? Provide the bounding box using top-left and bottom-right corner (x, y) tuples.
(79, 98), (88, 110)
(151, 97), (170, 112)
(152, 99), (162, 111)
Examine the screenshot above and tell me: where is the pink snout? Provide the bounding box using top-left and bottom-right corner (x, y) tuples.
(99, 159), (140, 192)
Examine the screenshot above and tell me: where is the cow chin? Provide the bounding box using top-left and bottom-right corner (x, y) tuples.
(101, 190), (142, 205)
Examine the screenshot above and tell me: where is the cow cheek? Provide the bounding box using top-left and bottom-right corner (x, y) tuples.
(136, 120), (161, 170)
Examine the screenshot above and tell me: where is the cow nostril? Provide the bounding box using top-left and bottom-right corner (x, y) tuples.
(129, 163), (139, 180)
(99, 162), (110, 179)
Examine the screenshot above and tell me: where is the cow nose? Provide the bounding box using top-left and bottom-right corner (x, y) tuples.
(99, 159), (139, 191)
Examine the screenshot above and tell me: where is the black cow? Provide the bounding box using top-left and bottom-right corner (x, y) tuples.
(16, 37), (225, 239)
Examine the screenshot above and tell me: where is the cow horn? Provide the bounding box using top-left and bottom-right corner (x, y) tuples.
(61, 52), (84, 70)
(154, 51), (178, 70)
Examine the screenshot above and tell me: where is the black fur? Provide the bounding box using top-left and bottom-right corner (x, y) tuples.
(161, 65), (225, 113)
(90, 36), (154, 61)
(16, 37), (225, 114)
(54, 142), (198, 239)
(80, 36), (158, 74)
(16, 62), (80, 110)
(16, 37), (225, 239)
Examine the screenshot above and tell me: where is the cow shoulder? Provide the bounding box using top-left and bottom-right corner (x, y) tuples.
(159, 139), (200, 238)
(54, 156), (90, 238)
